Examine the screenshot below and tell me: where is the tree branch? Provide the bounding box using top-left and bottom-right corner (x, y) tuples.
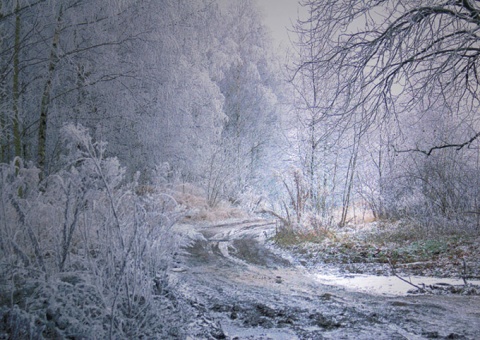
(394, 132), (480, 156)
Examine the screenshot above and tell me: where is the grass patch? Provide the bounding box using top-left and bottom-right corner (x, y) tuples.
(272, 220), (480, 278)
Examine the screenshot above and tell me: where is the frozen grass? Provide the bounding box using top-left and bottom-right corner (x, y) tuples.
(272, 219), (480, 279)
(0, 124), (260, 339)
(169, 183), (248, 223)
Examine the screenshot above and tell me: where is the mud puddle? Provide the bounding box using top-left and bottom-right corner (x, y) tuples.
(314, 272), (480, 295)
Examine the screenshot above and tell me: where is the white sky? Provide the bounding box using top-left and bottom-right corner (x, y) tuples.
(217, 0), (307, 49)
(255, 0), (305, 48)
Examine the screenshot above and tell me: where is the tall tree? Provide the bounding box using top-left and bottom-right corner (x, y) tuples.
(12, 0), (21, 163)
(37, 3), (62, 174)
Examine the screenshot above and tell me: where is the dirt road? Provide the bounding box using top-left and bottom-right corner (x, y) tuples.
(172, 219), (480, 339)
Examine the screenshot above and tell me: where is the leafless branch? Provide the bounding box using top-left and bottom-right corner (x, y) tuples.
(394, 131), (480, 156)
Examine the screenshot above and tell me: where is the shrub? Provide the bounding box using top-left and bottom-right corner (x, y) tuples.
(0, 124), (185, 339)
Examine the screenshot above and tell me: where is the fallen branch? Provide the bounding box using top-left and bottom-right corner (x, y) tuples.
(388, 258), (430, 294)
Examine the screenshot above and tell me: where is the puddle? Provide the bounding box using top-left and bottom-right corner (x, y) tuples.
(314, 272), (480, 296)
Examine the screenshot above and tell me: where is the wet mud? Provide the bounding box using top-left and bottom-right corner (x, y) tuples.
(173, 220), (480, 339)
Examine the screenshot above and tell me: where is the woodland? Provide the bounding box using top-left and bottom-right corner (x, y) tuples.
(1, 0), (480, 338)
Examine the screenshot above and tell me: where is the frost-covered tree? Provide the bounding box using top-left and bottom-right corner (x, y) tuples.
(0, 0), (227, 181)
(293, 0), (480, 229)
(1, 0), (285, 208)
(132, 0), (226, 180)
(0, 0), (146, 174)
(295, 0), (480, 146)
(210, 0), (283, 203)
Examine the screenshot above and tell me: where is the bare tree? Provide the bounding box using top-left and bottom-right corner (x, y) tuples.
(295, 0), (480, 150)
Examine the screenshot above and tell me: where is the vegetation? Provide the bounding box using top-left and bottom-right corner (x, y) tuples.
(282, 0), (480, 233)
(2, 0), (480, 337)
(273, 221), (480, 280)
(0, 125), (186, 338)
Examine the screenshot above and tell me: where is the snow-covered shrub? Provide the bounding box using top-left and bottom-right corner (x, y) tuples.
(0, 124), (185, 339)
(378, 150), (480, 234)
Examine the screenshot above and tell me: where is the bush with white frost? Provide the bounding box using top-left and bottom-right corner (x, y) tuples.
(0, 124), (185, 339)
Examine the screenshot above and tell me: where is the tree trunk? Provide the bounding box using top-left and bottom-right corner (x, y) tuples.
(37, 5), (63, 175)
(13, 1), (21, 164)
(0, 2), (7, 163)
(0, 81), (7, 163)
(340, 136), (360, 227)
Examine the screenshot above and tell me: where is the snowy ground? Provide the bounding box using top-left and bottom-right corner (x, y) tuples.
(172, 219), (480, 339)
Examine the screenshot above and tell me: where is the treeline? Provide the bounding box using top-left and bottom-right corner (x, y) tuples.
(0, 0), (284, 204)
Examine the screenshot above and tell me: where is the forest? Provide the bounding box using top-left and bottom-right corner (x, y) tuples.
(1, 0), (479, 338)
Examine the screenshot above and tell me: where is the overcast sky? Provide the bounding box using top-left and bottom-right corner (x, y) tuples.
(217, 0), (306, 49)
(255, 0), (305, 48)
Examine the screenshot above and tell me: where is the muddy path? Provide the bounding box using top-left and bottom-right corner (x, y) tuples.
(172, 220), (480, 339)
